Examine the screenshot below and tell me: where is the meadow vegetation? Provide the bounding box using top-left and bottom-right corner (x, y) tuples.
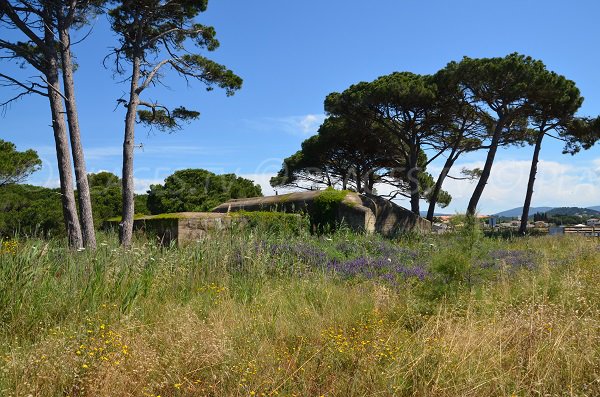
(0, 222), (598, 396)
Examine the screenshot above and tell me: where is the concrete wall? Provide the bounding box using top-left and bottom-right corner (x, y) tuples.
(359, 194), (431, 235)
(103, 192), (431, 245)
(104, 213), (237, 246)
(177, 214), (244, 243)
(213, 191), (431, 236)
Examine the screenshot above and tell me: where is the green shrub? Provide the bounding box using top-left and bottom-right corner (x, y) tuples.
(310, 188), (349, 233)
(232, 211), (309, 236)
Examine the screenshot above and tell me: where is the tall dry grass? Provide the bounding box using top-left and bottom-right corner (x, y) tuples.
(0, 229), (598, 396)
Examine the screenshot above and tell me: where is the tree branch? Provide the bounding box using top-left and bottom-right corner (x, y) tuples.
(0, 0), (46, 49)
(0, 38), (44, 71)
(0, 72), (48, 107)
(136, 58), (170, 94)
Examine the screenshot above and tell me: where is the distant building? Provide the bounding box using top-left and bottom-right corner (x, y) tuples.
(587, 218), (600, 227)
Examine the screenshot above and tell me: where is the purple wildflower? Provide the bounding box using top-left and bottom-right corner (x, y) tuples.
(481, 249), (536, 272)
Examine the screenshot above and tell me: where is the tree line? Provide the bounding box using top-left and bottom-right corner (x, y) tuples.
(0, 0), (242, 248)
(0, 158), (262, 238)
(272, 53), (600, 233)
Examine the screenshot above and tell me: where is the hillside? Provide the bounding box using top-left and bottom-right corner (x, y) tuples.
(546, 207), (600, 217)
(495, 206), (600, 218)
(494, 207), (554, 218)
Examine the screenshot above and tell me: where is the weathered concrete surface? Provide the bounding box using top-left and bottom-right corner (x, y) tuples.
(213, 191), (431, 235)
(104, 213), (241, 246)
(103, 192), (431, 245)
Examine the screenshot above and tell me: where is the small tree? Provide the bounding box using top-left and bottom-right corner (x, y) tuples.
(107, 0), (243, 246)
(0, 139), (41, 187)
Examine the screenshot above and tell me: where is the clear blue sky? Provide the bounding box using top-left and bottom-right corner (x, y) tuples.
(2, 0), (600, 214)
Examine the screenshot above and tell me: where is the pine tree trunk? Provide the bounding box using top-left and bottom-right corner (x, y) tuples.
(120, 56), (141, 247)
(409, 144), (420, 215)
(426, 152), (457, 222)
(366, 172), (375, 194)
(519, 131), (545, 234)
(355, 171), (362, 193)
(467, 121), (504, 216)
(44, 30), (83, 249)
(58, 23), (96, 249)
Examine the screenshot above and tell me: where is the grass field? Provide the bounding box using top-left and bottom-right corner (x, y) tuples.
(0, 224), (599, 396)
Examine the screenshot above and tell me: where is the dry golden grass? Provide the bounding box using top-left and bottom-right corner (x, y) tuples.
(1, 233), (598, 396)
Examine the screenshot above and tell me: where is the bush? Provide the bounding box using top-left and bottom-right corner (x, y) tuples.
(232, 211), (309, 236)
(310, 188), (349, 233)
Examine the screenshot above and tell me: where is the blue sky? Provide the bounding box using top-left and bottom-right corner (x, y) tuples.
(2, 0), (600, 214)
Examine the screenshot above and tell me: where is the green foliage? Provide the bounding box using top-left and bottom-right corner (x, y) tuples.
(134, 194), (150, 215)
(178, 54), (243, 96)
(231, 211), (309, 236)
(311, 188), (349, 233)
(87, 172), (149, 226)
(137, 106), (200, 132)
(546, 215), (587, 226)
(87, 172), (122, 226)
(0, 184), (63, 238)
(147, 169), (262, 214)
(108, 0), (242, 131)
(546, 206), (600, 217)
(0, 172), (152, 236)
(420, 172), (452, 207)
(324, 72), (456, 211)
(0, 140), (41, 187)
(563, 116), (600, 154)
(109, 0), (213, 59)
(451, 53), (547, 116)
(429, 214), (485, 297)
(271, 115), (398, 193)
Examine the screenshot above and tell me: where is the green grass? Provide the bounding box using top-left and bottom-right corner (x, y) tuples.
(0, 228), (598, 396)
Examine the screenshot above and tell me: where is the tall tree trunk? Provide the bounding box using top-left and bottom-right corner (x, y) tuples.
(426, 151), (457, 222)
(120, 55), (141, 247)
(363, 170), (374, 194)
(467, 121), (504, 216)
(408, 144), (420, 215)
(45, 30), (83, 248)
(58, 22), (96, 249)
(519, 130), (545, 234)
(355, 169), (362, 193)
